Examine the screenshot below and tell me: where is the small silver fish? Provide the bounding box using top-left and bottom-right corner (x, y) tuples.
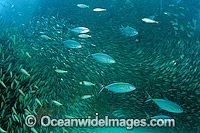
(81, 95), (94, 99)
(0, 127), (7, 133)
(36, 98), (42, 107)
(55, 69), (68, 73)
(142, 18), (159, 23)
(93, 8), (106, 12)
(20, 69), (30, 76)
(71, 27), (89, 34)
(79, 81), (95, 86)
(77, 4), (89, 8)
(51, 100), (63, 106)
(78, 34), (91, 38)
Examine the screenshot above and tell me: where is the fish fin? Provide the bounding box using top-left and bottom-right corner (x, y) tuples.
(98, 87), (105, 95)
(145, 99), (152, 103)
(145, 91), (152, 99)
(144, 111), (150, 119)
(158, 107), (162, 112)
(119, 25), (124, 31)
(96, 81), (103, 88)
(86, 49), (91, 58)
(66, 27), (71, 34)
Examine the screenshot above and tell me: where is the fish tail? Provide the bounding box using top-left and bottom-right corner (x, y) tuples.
(145, 91), (152, 102)
(66, 27), (71, 34)
(96, 81), (104, 95)
(96, 81), (103, 88)
(98, 87), (105, 95)
(86, 49), (91, 58)
(144, 111), (150, 119)
(145, 99), (152, 103)
(119, 25), (123, 30)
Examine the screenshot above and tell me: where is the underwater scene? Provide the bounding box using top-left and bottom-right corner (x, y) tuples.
(0, 0), (200, 132)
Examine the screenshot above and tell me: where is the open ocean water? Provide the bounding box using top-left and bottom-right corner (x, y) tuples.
(0, 0), (200, 132)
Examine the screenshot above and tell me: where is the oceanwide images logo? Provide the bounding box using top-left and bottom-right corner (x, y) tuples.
(25, 113), (175, 129)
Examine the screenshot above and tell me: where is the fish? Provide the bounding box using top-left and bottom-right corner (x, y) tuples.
(142, 18), (159, 23)
(93, 8), (106, 12)
(77, 4), (89, 8)
(55, 69), (68, 73)
(135, 38), (141, 43)
(173, 14), (178, 17)
(164, 12), (171, 16)
(24, 109), (32, 115)
(145, 112), (171, 119)
(32, 47), (38, 51)
(63, 40), (82, 48)
(180, 25), (184, 31)
(20, 69), (30, 76)
(78, 34), (91, 38)
(71, 27), (89, 34)
(62, 128), (69, 133)
(79, 81), (95, 86)
(51, 100), (63, 106)
(120, 26), (138, 37)
(26, 52), (31, 58)
(145, 92), (184, 113)
(159, 0), (162, 13)
(81, 95), (94, 99)
(0, 127), (7, 133)
(65, 115), (75, 119)
(36, 98), (43, 107)
(12, 107), (17, 115)
(20, 49), (25, 55)
(170, 20), (178, 26)
(88, 53), (116, 63)
(98, 82), (136, 94)
(19, 89), (25, 96)
(148, 15), (155, 20)
(30, 128), (38, 133)
(41, 35), (51, 40)
(0, 80), (6, 88)
(173, 27), (178, 30)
